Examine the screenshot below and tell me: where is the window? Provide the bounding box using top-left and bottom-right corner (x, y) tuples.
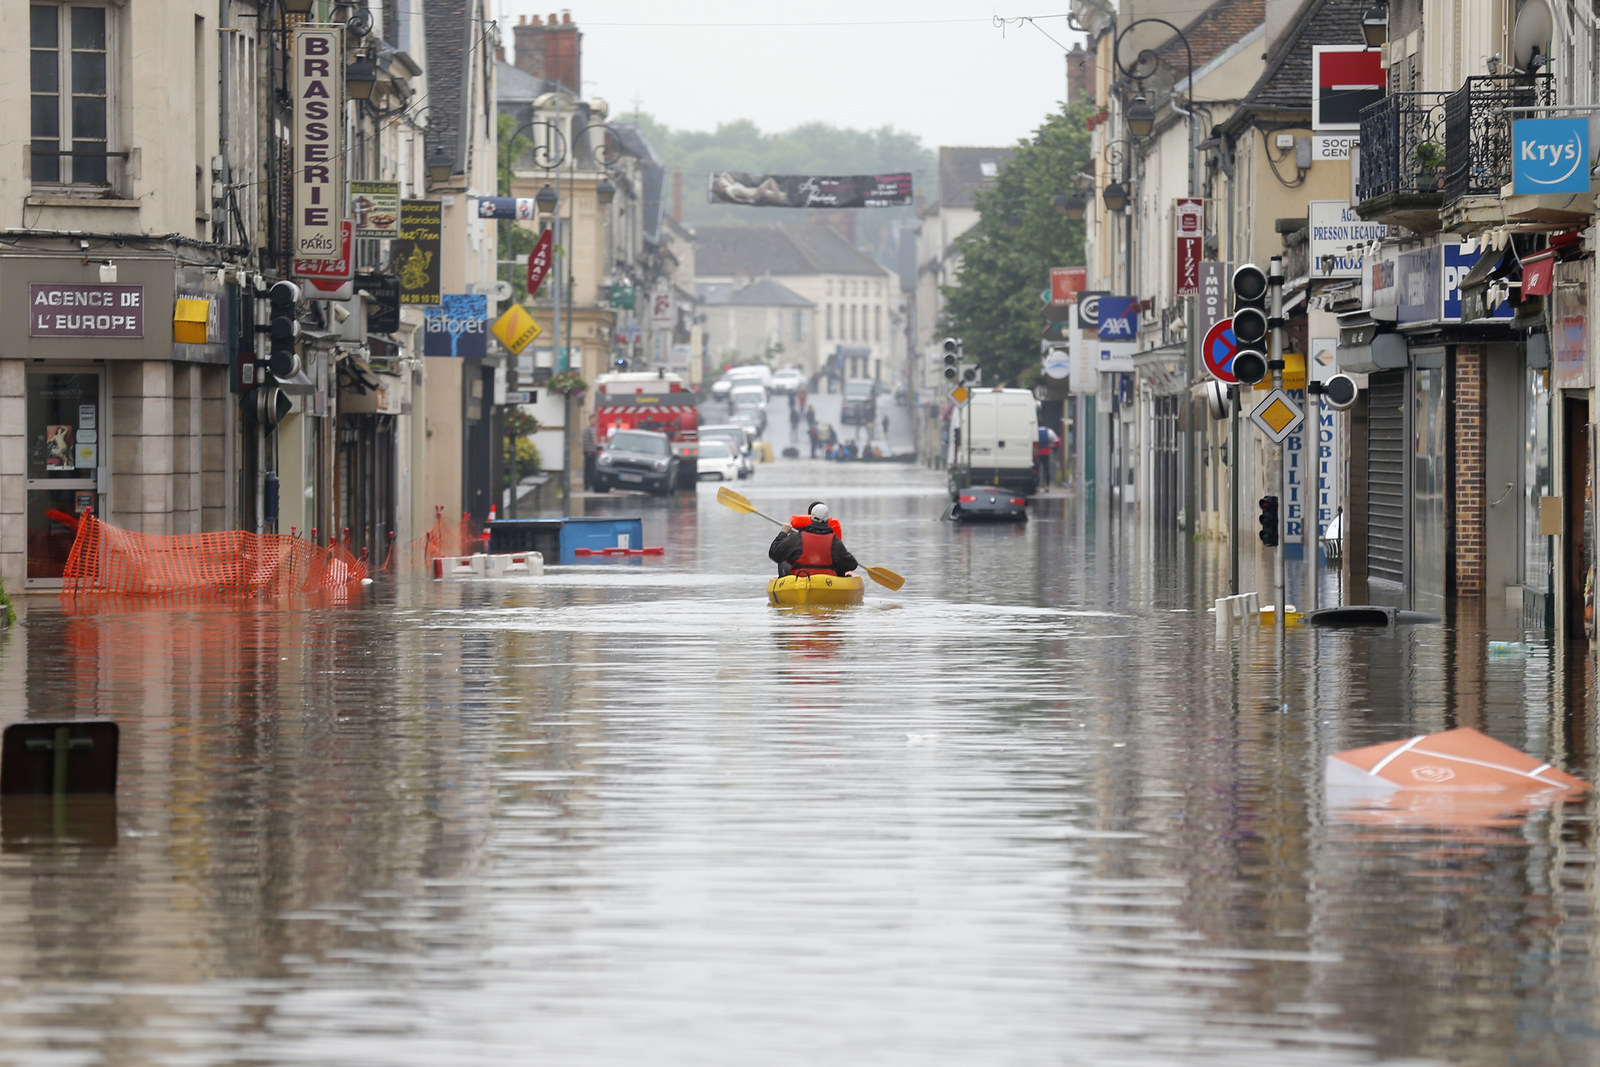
(875, 305), (881, 342)
(31, 3), (112, 187)
(793, 309), (804, 342)
(849, 304), (857, 340)
(826, 304), (833, 338)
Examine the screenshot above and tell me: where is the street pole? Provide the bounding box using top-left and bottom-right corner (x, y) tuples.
(1269, 256), (1286, 638)
(1229, 387), (1240, 595)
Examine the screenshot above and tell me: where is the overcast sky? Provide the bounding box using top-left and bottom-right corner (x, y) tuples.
(497, 2), (1088, 150)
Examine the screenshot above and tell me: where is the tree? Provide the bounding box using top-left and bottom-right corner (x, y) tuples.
(497, 113), (540, 295)
(940, 102), (1095, 388)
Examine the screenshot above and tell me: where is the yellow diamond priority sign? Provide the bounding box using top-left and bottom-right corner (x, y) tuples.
(491, 304), (543, 355)
(949, 384), (970, 404)
(1249, 387), (1304, 443)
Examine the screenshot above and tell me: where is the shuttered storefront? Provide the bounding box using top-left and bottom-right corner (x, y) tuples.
(1366, 370), (1407, 586)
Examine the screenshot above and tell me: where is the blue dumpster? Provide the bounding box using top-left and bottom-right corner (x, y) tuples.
(486, 517), (645, 564)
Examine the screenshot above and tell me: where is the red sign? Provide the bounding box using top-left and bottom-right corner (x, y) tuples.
(526, 228), (554, 296)
(1175, 199), (1203, 296)
(1049, 266), (1087, 306)
(293, 220), (354, 281)
(1522, 250), (1556, 297)
(1202, 318), (1239, 384)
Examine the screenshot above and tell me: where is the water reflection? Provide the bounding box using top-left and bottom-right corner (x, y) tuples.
(0, 463), (1591, 1064)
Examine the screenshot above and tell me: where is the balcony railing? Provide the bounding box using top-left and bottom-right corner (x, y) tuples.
(1356, 92), (1449, 203)
(1443, 73), (1553, 202)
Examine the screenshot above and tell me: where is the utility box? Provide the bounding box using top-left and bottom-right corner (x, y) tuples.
(487, 517), (645, 564)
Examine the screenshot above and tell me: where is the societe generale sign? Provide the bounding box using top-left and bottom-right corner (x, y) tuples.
(293, 28), (343, 259)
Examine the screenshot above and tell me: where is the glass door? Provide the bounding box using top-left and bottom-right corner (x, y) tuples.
(25, 370), (103, 586)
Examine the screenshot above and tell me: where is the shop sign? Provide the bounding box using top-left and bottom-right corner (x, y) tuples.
(1049, 266), (1086, 306)
(650, 286), (674, 329)
(1552, 259), (1590, 389)
(293, 28), (343, 258)
(30, 283), (144, 338)
(1308, 201), (1387, 278)
(423, 294), (488, 357)
(1198, 262), (1231, 338)
(350, 181), (401, 238)
(1512, 118), (1591, 195)
(1312, 46), (1385, 130)
(1396, 245), (1441, 325)
(1174, 200), (1203, 295)
(355, 273), (401, 333)
(395, 200), (442, 305)
(1443, 241), (1514, 321)
(294, 220), (355, 300)
(1096, 297), (1139, 339)
(1311, 134), (1358, 161)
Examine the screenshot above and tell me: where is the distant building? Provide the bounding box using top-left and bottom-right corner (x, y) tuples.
(1067, 42), (1094, 103)
(695, 225), (898, 384)
(697, 278), (816, 372)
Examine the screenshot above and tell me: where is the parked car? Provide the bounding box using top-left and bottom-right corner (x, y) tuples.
(724, 365), (774, 392)
(695, 440), (742, 482)
(770, 368), (806, 394)
(948, 485), (1028, 523)
(840, 377), (877, 426)
(594, 428), (679, 495)
(698, 423), (755, 478)
(729, 384), (768, 436)
(710, 376), (735, 403)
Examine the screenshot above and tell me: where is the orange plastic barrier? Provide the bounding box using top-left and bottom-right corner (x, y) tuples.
(61, 514), (368, 598)
(385, 510), (482, 574)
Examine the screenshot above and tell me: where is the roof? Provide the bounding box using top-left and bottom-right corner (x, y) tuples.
(728, 278), (814, 307)
(937, 147), (1014, 210)
(423, 0), (470, 173)
(495, 59), (548, 105)
(1242, 0), (1370, 112)
(1152, 0), (1266, 84)
(694, 225), (891, 278)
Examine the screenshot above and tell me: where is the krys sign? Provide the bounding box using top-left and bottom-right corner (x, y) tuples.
(1513, 117), (1591, 195)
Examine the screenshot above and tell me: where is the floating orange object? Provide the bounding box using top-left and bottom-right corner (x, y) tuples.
(1326, 727), (1587, 828)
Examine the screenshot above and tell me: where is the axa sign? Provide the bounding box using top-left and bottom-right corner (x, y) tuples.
(1512, 117), (1591, 194)
(1096, 296), (1139, 340)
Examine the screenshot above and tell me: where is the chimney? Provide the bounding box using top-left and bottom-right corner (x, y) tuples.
(512, 16), (546, 80)
(673, 168), (682, 222)
(513, 11), (582, 93)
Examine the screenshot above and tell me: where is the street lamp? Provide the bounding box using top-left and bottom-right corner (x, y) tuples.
(1361, 2), (1389, 47)
(345, 55), (378, 101)
(1126, 94), (1157, 138)
(534, 182), (558, 215)
(596, 176), (616, 207)
(426, 148), (454, 185)
(1102, 181), (1128, 212)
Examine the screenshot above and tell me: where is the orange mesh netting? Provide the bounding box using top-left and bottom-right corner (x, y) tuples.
(61, 514), (369, 597)
(386, 510), (483, 574)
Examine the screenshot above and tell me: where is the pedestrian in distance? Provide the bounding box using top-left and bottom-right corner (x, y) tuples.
(881, 413), (890, 438)
(797, 387), (808, 412)
(790, 404), (802, 441)
(1035, 424), (1060, 487)
(808, 423), (821, 458)
(581, 414), (600, 492)
(769, 502), (857, 577)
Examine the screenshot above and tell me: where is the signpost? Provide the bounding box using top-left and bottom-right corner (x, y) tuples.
(1201, 320), (1239, 383)
(1512, 117), (1591, 194)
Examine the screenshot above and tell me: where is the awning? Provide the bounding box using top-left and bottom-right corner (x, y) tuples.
(1131, 342), (1187, 396)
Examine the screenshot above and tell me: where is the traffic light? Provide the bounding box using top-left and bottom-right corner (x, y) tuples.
(941, 337), (960, 381)
(1258, 494), (1280, 547)
(1230, 263), (1269, 385)
(267, 280), (302, 380)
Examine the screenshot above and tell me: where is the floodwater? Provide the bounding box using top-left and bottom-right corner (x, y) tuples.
(0, 456), (1597, 1066)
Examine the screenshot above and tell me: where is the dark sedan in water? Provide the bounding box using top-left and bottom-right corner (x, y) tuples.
(948, 485), (1028, 522)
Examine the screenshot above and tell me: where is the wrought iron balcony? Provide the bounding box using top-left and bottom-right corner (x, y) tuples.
(1443, 73), (1553, 203)
(1355, 92), (1449, 205)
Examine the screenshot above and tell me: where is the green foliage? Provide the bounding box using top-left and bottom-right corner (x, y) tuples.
(619, 111), (936, 249)
(504, 408), (542, 480)
(548, 370), (586, 395)
(0, 574), (13, 628)
(940, 102), (1096, 388)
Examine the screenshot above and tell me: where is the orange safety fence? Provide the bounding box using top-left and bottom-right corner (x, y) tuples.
(385, 509), (483, 574)
(61, 514), (368, 598)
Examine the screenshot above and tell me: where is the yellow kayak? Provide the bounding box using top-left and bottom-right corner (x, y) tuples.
(767, 573), (866, 607)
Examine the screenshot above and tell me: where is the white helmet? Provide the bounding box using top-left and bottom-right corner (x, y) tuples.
(809, 503), (830, 523)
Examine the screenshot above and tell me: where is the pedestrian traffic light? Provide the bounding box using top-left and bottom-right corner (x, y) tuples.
(941, 337), (960, 381)
(267, 280), (302, 380)
(1230, 263), (1269, 385)
(1258, 494), (1280, 547)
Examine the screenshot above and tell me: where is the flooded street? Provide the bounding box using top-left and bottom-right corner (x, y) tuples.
(1, 456), (1597, 1066)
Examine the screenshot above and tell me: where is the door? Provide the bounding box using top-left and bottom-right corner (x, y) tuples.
(1562, 395), (1589, 641)
(25, 369), (104, 586)
(1366, 370), (1407, 589)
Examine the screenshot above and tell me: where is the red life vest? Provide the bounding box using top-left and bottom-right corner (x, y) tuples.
(790, 515), (843, 538)
(791, 530), (838, 577)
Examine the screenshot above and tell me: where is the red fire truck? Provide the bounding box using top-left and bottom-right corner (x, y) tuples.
(594, 371), (699, 489)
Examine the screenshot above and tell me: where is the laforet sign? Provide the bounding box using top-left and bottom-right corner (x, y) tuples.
(395, 200), (442, 305)
(293, 28), (343, 259)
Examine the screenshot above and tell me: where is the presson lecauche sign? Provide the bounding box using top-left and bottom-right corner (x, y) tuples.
(293, 28), (342, 259)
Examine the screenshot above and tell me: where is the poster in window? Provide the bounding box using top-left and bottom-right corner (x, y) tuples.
(45, 425), (75, 471)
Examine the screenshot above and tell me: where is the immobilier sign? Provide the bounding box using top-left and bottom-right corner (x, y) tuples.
(293, 28), (342, 259)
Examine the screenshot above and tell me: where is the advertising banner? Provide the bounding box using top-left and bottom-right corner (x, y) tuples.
(350, 181), (401, 238)
(1512, 118), (1591, 194)
(1552, 258), (1590, 389)
(293, 28), (342, 258)
(526, 228), (553, 296)
(707, 171), (913, 208)
(1174, 199), (1203, 295)
(650, 286), (675, 329)
(395, 199), (442, 305)
(476, 196), (540, 221)
(423, 294), (489, 357)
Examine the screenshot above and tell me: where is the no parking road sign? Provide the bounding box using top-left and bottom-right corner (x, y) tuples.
(1202, 319), (1239, 383)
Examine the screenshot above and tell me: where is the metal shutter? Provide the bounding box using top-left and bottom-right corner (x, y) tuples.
(1367, 370), (1407, 585)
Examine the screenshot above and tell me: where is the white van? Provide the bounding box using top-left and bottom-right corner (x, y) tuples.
(723, 365), (774, 392)
(949, 387), (1039, 496)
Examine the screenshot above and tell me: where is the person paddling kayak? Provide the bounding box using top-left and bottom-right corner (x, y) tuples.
(788, 499), (842, 539)
(770, 502), (858, 577)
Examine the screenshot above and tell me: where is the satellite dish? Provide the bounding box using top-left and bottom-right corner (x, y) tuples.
(1513, 0), (1552, 71)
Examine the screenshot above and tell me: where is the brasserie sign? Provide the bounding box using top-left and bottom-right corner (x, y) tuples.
(293, 28), (343, 259)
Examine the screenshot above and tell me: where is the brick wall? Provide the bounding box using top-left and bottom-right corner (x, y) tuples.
(1454, 345), (1484, 596)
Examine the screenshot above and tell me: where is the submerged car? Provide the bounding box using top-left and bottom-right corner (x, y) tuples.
(710, 376), (734, 403)
(948, 485), (1028, 523)
(594, 428), (680, 495)
(698, 423), (755, 478)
